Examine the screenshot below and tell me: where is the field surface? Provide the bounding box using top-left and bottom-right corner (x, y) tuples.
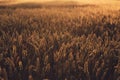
(0, 1), (120, 80)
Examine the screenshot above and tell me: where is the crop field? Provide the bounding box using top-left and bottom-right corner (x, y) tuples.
(0, 2), (120, 80)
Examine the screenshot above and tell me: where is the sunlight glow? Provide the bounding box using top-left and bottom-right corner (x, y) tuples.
(13, 0), (117, 3)
(0, 0), (120, 5)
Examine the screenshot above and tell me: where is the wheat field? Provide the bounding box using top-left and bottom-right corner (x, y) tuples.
(0, 1), (120, 80)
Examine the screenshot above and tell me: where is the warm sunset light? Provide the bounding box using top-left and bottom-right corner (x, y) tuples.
(19, 0), (119, 3)
(0, 0), (120, 80)
(0, 0), (119, 4)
